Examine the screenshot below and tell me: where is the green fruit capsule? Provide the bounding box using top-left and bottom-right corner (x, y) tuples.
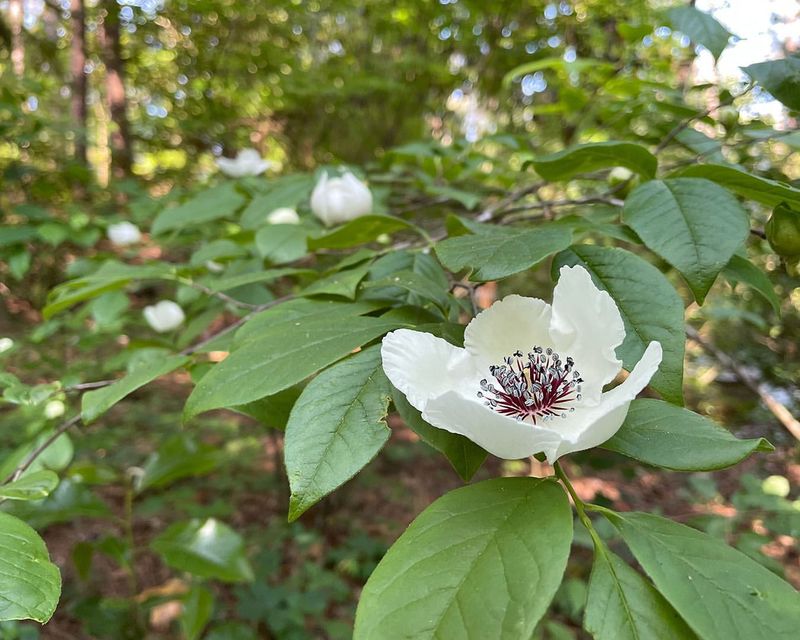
(766, 204), (800, 257)
(717, 105), (739, 130)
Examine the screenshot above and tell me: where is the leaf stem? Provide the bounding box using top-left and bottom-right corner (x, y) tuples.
(554, 461), (602, 544)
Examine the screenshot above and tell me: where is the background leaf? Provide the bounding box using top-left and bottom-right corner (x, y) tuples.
(529, 141), (657, 181)
(667, 6), (732, 59)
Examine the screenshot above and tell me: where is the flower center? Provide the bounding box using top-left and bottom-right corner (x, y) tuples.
(477, 347), (583, 424)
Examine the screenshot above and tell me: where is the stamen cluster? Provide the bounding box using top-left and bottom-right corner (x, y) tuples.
(477, 347), (583, 423)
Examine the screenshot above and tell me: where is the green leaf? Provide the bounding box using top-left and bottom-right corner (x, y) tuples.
(184, 316), (404, 420)
(392, 390), (486, 482)
(0, 512), (61, 623)
(585, 542), (697, 640)
(254, 224), (308, 263)
(723, 255), (780, 315)
(300, 262), (372, 300)
(0, 225), (36, 247)
(285, 346), (391, 521)
(180, 585), (214, 640)
(607, 511), (800, 640)
(0, 470), (59, 501)
(503, 57), (614, 86)
(554, 246), (685, 403)
(151, 518), (254, 582)
(136, 435), (223, 493)
(363, 269), (450, 310)
(5, 479), (110, 529)
(354, 478), (572, 639)
(623, 179), (749, 303)
(743, 57), (800, 110)
(674, 164), (800, 209)
(82, 355), (190, 423)
(152, 184), (246, 234)
(239, 174), (313, 229)
(190, 239), (248, 266)
(424, 184), (483, 210)
(667, 6), (732, 59)
(206, 267), (309, 293)
(436, 226), (572, 281)
(308, 215), (418, 249)
(604, 399), (773, 471)
(529, 142), (657, 181)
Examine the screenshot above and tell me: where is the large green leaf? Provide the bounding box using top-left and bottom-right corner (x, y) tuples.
(285, 346), (391, 521)
(667, 6), (732, 59)
(623, 179), (749, 303)
(436, 226), (572, 281)
(184, 316), (404, 419)
(150, 518), (254, 583)
(674, 164), (800, 209)
(0, 470), (59, 501)
(743, 57), (800, 111)
(0, 512), (61, 623)
(604, 399), (772, 471)
(299, 262), (372, 299)
(82, 355), (190, 423)
(205, 267), (310, 293)
(607, 511), (800, 640)
(354, 478), (572, 640)
(136, 435), (224, 493)
(254, 224), (308, 264)
(392, 390), (486, 482)
(152, 184), (246, 234)
(529, 141), (657, 181)
(308, 215), (418, 250)
(585, 542), (697, 640)
(239, 174), (313, 229)
(723, 255), (780, 315)
(554, 246), (685, 404)
(4, 479), (111, 529)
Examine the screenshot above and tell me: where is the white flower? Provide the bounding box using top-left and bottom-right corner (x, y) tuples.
(608, 166), (634, 183)
(107, 222), (142, 246)
(267, 207), (301, 225)
(0, 338), (13, 354)
(143, 300), (185, 333)
(205, 260), (225, 273)
(44, 400), (65, 420)
(381, 265), (662, 463)
(310, 171), (372, 226)
(215, 148), (271, 177)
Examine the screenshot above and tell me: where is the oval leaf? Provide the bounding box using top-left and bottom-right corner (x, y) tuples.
(623, 179), (749, 303)
(743, 58), (800, 111)
(530, 141), (657, 181)
(674, 164), (800, 209)
(0, 470), (59, 501)
(286, 346), (391, 521)
(308, 215), (418, 250)
(607, 512), (800, 640)
(354, 478), (572, 639)
(153, 184), (246, 235)
(0, 512), (61, 623)
(554, 245), (685, 404)
(667, 6), (732, 59)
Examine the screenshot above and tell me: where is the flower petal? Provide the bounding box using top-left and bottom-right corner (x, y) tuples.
(381, 329), (472, 412)
(422, 392), (562, 460)
(463, 295), (552, 366)
(549, 265), (625, 404)
(547, 340), (662, 462)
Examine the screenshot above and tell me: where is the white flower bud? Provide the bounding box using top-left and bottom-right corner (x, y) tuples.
(206, 260), (225, 273)
(107, 222), (142, 246)
(267, 207), (301, 225)
(216, 148), (271, 177)
(143, 300), (185, 333)
(310, 171), (373, 226)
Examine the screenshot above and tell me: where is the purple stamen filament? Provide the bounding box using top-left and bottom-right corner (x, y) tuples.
(477, 347), (583, 424)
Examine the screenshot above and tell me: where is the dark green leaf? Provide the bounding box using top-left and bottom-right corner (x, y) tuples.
(623, 179), (749, 303)
(667, 6), (732, 59)
(554, 246), (685, 404)
(285, 346), (391, 521)
(437, 226), (572, 281)
(5, 480), (111, 529)
(136, 435), (223, 493)
(743, 57), (800, 110)
(153, 184), (246, 234)
(181, 585), (214, 640)
(254, 224), (308, 264)
(239, 175), (313, 229)
(530, 142), (657, 181)
(0, 470), (59, 501)
(723, 255), (780, 315)
(300, 262), (372, 300)
(308, 215), (418, 249)
(354, 478), (572, 639)
(604, 399), (773, 471)
(674, 164), (800, 209)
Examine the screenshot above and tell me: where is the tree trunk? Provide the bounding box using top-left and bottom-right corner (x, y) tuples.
(70, 0), (88, 165)
(8, 0), (24, 76)
(100, 1), (132, 177)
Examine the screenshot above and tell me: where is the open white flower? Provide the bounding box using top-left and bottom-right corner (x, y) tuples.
(107, 221), (142, 246)
(310, 171), (372, 226)
(267, 207), (300, 225)
(216, 148), (271, 177)
(143, 300), (185, 333)
(381, 265), (662, 463)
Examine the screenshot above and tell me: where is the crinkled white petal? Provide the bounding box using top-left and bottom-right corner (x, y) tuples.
(381, 329), (473, 412)
(549, 265), (625, 404)
(422, 392), (562, 460)
(463, 295), (552, 367)
(546, 340), (662, 462)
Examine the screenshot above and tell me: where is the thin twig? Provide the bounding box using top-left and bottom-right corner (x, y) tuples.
(64, 379), (117, 392)
(179, 279), (264, 310)
(476, 181), (545, 222)
(686, 325), (800, 441)
(5, 415), (82, 484)
(497, 194), (624, 223)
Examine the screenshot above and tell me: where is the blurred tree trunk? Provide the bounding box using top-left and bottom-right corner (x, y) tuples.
(8, 0), (24, 76)
(100, 1), (132, 177)
(70, 0), (88, 165)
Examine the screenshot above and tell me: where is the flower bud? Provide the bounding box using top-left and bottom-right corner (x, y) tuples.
(143, 300), (185, 333)
(107, 222), (142, 246)
(216, 148), (271, 177)
(310, 171), (373, 226)
(766, 204), (800, 258)
(267, 207), (301, 225)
